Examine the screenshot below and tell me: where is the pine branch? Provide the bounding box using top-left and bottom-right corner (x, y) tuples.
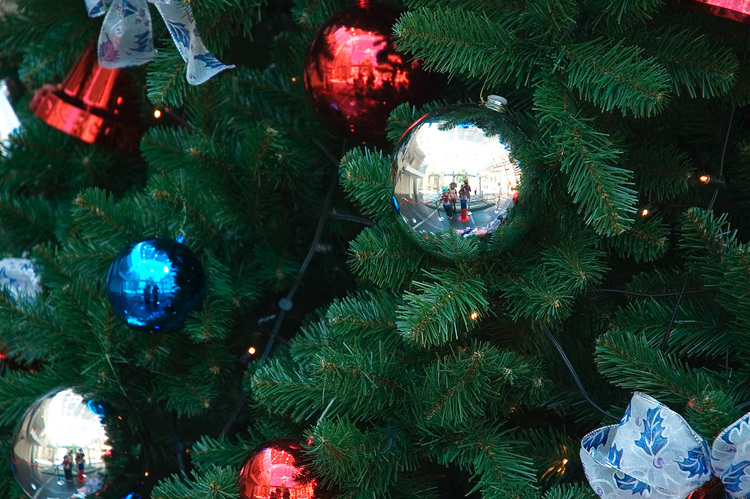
(596, 328), (723, 404)
(417, 343), (549, 426)
(627, 142), (695, 200)
(386, 100), (452, 145)
(339, 147), (396, 224)
(325, 290), (399, 339)
(418, 419), (540, 498)
(191, 435), (259, 470)
(347, 225), (427, 289)
(0, 368), (69, 427)
(147, 44), (189, 107)
(630, 26), (738, 99)
(596, 0), (663, 23)
(151, 466), (238, 499)
(394, 7), (537, 88)
(534, 77), (637, 235)
(606, 215), (670, 262)
(309, 417), (417, 497)
(396, 268), (489, 347)
(543, 483), (597, 499)
(562, 39), (671, 117)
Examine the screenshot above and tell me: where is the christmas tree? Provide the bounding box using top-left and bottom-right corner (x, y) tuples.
(0, 0), (748, 497)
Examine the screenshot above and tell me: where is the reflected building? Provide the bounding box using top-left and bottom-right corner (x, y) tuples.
(392, 103), (524, 238)
(11, 389), (110, 498)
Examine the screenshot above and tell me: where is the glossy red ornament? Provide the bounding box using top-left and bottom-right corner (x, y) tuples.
(238, 438), (329, 499)
(29, 46), (143, 152)
(677, 0), (750, 23)
(303, 3), (433, 140)
(686, 477), (724, 498)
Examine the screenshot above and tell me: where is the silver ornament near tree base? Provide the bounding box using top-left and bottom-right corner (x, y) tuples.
(391, 96), (533, 258)
(11, 388), (110, 498)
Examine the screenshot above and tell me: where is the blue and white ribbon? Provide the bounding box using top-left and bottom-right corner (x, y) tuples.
(84, 0), (233, 85)
(0, 258), (42, 300)
(581, 392), (750, 498)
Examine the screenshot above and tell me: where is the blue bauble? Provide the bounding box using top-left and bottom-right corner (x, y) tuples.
(106, 238), (206, 334)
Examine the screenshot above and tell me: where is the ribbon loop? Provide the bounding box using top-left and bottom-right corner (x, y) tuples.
(712, 413), (750, 497)
(86, 0), (233, 85)
(581, 392), (712, 498)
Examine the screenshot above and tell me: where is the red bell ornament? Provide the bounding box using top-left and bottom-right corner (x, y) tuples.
(303, 2), (433, 141)
(238, 438), (331, 499)
(677, 0), (750, 23)
(29, 46), (143, 152)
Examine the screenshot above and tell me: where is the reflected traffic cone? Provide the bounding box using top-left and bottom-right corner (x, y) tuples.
(458, 202), (470, 222)
(29, 46), (142, 152)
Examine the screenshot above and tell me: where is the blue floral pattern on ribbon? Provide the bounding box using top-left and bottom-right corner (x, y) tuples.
(0, 258), (42, 300)
(581, 392), (750, 498)
(84, 0), (233, 85)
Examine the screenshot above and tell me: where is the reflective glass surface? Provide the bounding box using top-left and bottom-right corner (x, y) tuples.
(239, 438), (327, 499)
(106, 238), (206, 334)
(392, 100), (525, 238)
(303, 5), (431, 139)
(11, 389), (110, 498)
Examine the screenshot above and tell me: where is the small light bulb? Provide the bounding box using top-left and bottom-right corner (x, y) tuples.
(562, 458), (568, 465)
(153, 109), (162, 119)
(470, 311), (478, 320)
(291, 77), (297, 82)
(699, 175), (710, 184)
(248, 347), (256, 355)
(641, 208), (649, 216)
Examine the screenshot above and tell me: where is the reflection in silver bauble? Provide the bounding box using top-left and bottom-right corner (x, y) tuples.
(391, 96), (533, 258)
(11, 388), (110, 498)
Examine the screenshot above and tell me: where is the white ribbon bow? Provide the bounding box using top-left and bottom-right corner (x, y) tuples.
(84, 0), (233, 85)
(581, 392), (750, 498)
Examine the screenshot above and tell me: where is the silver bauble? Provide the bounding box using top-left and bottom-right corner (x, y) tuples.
(391, 96), (533, 258)
(11, 388), (110, 498)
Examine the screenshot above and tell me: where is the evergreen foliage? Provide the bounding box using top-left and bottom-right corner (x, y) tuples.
(0, 0), (749, 497)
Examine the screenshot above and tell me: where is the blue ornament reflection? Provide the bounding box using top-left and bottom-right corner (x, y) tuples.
(106, 238), (206, 334)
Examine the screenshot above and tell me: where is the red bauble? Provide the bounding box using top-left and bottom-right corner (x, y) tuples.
(677, 0), (750, 23)
(686, 477), (724, 499)
(303, 4), (433, 140)
(29, 46), (143, 152)
(238, 438), (330, 499)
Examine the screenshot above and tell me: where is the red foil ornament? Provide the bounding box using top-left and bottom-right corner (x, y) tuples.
(303, 4), (433, 140)
(238, 438), (329, 499)
(686, 477), (724, 499)
(677, 0), (750, 23)
(29, 46), (143, 152)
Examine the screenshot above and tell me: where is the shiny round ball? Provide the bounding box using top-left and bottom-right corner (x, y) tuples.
(239, 438), (328, 499)
(391, 96), (534, 258)
(106, 238), (206, 334)
(11, 389), (110, 497)
(303, 4), (433, 140)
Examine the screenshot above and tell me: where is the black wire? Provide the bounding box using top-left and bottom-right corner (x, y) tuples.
(659, 272), (690, 352)
(660, 26), (750, 351)
(594, 288), (707, 298)
(540, 322), (617, 421)
(220, 143), (341, 439)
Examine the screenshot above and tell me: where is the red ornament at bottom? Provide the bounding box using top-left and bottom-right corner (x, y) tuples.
(677, 0), (750, 24)
(687, 477), (724, 499)
(238, 438), (330, 499)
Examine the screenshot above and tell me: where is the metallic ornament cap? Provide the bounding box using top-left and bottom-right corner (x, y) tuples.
(485, 95), (508, 111)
